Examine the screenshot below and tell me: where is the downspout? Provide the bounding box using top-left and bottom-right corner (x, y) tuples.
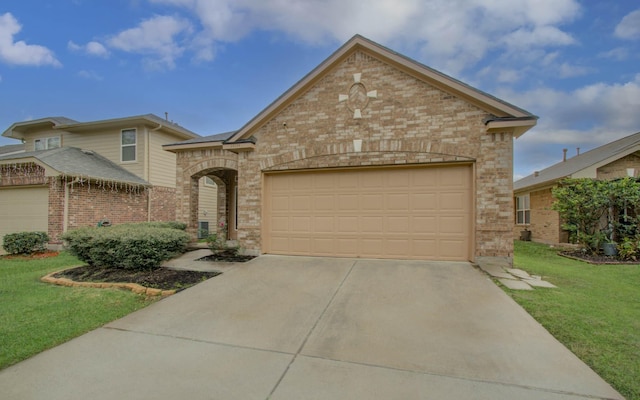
(147, 124), (161, 221)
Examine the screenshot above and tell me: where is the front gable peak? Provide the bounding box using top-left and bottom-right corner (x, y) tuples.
(226, 34), (536, 143)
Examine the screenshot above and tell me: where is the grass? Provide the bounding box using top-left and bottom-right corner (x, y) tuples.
(0, 252), (158, 370)
(509, 241), (640, 400)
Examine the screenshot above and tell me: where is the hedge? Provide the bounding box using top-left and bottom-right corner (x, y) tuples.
(61, 223), (190, 270)
(2, 231), (49, 255)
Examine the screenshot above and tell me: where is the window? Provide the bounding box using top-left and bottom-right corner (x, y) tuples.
(516, 194), (530, 225)
(34, 136), (61, 151)
(121, 129), (137, 162)
(204, 177), (216, 187)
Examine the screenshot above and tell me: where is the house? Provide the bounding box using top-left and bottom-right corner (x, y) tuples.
(0, 114), (217, 249)
(164, 35), (537, 263)
(513, 131), (640, 244)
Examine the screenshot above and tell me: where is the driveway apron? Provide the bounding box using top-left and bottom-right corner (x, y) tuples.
(0, 256), (623, 400)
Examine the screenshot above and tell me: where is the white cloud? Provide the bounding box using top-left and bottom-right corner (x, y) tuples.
(598, 47), (629, 61)
(0, 13), (61, 67)
(147, 0), (581, 74)
(504, 74), (640, 140)
(107, 14), (192, 69)
(68, 40), (110, 58)
(615, 9), (640, 40)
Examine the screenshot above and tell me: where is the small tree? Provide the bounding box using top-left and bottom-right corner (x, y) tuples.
(552, 178), (612, 253)
(552, 177), (640, 255)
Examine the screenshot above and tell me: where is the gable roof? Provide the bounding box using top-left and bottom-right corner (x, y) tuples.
(224, 34), (537, 143)
(0, 147), (149, 186)
(514, 131), (640, 191)
(2, 114), (200, 141)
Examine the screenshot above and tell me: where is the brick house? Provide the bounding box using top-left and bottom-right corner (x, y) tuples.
(0, 114), (217, 249)
(165, 35), (537, 263)
(513, 131), (640, 244)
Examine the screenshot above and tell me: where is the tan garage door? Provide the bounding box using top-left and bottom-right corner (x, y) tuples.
(0, 187), (49, 249)
(263, 164), (473, 260)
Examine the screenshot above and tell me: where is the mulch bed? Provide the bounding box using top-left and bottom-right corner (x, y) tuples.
(559, 251), (639, 265)
(54, 265), (221, 291)
(2, 251), (60, 260)
(197, 251), (256, 263)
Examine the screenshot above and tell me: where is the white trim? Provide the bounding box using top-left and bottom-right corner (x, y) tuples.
(121, 128), (137, 163)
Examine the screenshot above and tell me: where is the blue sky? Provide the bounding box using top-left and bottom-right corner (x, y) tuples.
(1, 0), (639, 180)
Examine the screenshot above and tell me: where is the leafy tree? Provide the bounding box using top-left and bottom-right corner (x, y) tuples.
(552, 178), (612, 253)
(552, 177), (640, 255)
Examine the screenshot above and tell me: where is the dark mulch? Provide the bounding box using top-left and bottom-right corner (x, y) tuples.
(559, 250), (639, 265)
(197, 250), (256, 263)
(54, 265), (221, 291)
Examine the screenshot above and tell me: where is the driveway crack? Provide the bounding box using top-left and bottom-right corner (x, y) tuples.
(265, 259), (358, 399)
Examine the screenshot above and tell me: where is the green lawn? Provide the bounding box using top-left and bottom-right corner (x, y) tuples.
(509, 241), (640, 400)
(0, 252), (157, 369)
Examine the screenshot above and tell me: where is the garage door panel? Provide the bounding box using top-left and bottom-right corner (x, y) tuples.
(263, 165), (472, 260)
(337, 216), (357, 233)
(313, 195), (334, 211)
(0, 187), (49, 248)
(337, 194), (359, 211)
(387, 194), (409, 211)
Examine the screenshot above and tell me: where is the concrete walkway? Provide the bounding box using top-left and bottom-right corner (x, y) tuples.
(0, 255), (623, 399)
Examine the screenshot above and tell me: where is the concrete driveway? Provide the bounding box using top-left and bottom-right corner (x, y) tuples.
(0, 256), (622, 399)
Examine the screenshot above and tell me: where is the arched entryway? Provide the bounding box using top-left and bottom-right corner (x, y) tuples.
(191, 168), (238, 241)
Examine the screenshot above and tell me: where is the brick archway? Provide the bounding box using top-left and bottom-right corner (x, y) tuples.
(175, 150), (239, 241)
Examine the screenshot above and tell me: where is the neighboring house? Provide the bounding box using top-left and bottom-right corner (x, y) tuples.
(0, 114), (216, 249)
(513, 131), (640, 244)
(165, 35), (537, 263)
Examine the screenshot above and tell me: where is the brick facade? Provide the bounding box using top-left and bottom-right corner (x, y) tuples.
(514, 154), (640, 244)
(175, 49), (519, 261)
(47, 177), (176, 243)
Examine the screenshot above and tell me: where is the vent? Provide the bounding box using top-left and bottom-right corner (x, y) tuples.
(81, 149), (94, 155)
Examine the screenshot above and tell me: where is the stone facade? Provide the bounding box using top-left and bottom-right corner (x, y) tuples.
(175, 48), (521, 261)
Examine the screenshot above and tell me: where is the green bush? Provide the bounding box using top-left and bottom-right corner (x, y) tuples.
(2, 231), (49, 255)
(117, 221), (187, 230)
(62, 223), (190, 270)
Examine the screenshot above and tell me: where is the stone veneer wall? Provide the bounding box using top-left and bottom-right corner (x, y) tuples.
(176, 50), (516, 260)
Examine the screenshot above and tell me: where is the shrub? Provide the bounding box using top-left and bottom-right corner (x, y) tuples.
(117, 221), (187, 230)
(62, 223), (190, 270)
(2, 231), (49, 255)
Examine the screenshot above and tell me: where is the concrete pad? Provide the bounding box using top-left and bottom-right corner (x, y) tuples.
(0, 328), (292, 400)
(109, 255), (355, 353)
(270, 356), (598, 400)
(507, 268), (531, 279)
(498, 278), (534, 290)
(524, 278), (558, 288)
(476, 262), (515, 279)
(302, 259), (621, 399)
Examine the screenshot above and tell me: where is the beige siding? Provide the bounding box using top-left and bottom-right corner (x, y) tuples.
(148, 129), (179, 187)
(198, 178), (217, 236)
(25, 129), (64, 151)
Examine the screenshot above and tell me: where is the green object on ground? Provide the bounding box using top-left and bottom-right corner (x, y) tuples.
(508, 241), (640, 400)
(0, 252), (157, 369)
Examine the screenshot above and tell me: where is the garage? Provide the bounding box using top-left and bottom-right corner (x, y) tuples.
(0, 186), (49, 250)
(263, 164), (473, 261)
